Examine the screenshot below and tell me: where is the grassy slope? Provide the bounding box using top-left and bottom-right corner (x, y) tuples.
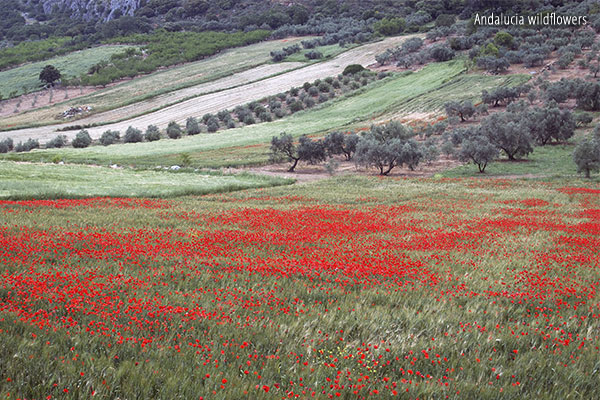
(5, 61), (530, 169)
(0, 38), (307, 130)
(0, 161), (291, 200)
(0, 46), (132, 97)
(392, 72), (529, 116)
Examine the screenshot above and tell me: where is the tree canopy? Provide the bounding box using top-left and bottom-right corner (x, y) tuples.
(39, 65), (61, 86)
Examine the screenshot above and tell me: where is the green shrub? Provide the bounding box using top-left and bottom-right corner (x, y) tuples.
(0, 138), (13, 153)
(46, 135), (67, 149)
(304, 97), (315, 108)
(243, 115), (256, 125)
(273, 108), (286, 118)
(145, 125), (161, 141)
(217, 110), (230, 121)
(124, 126), (143, 143)
(186, 117), (201, 135)
(206, 118), (220, 132)
(72, 130), (92, 148)
(318, 82), (331, 93)
(343, 64), (365, 75)
(259, 112), (273, 122)
(289, 100), (304, 112)
(166, 121), (183, 139)
(202, 113), (215, 124)
(374, 17), (406, 36)
(305, 50), (323, 60)
(100, 130), (120, 146)
(15, 138), (40, 152)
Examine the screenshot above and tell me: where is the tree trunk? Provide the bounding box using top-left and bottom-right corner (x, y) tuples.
(585, 168), (591, 179)
(382, 162), (395, 175)
(478, 162), (487, 173)
(288, 158), (299, 172)
(504, 149), (515, 161)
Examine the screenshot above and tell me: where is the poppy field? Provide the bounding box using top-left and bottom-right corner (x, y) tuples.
(1, 176), (600, 399)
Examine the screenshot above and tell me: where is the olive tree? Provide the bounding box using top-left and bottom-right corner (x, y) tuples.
(186, 117), (201, 135)
(124, 126), (143, 143)
(458, 133), (498, 173)
(324, 131), (359, 160)
(166, 121), (183, 139)
(354, 122), (422, 175)
(72, 130), (92, 148)
(444, 100), (476, 122)
(39, 65), (61, 86)
(270, 132), (326, 172)
(573, 129), (600, 178)
(479, 111), (532, 160)
(526, 102), (575, 145)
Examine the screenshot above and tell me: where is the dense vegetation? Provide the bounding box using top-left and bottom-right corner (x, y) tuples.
(80, 30), (270, 86)
(1, 0), (598, 97)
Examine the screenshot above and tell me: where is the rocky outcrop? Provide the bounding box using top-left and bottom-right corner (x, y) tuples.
(37, 0), (141, 21)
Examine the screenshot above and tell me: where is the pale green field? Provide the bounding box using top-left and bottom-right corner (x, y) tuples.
(0, 161), (291, 199)
(0, 46), (132, 97)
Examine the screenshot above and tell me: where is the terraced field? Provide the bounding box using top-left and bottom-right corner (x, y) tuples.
(0, 35), (411, 142)
(0, 38), (308, 130)
(379, 72), (530, 122)
(6, 60), (529, 169)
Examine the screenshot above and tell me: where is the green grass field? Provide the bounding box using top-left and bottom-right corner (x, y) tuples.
(5, 61), (530, 169)
(444, 143), (580, 178)
(0, 161), (291, 199)
(443, 129), (599, 181)
(0, 46), (133, 97)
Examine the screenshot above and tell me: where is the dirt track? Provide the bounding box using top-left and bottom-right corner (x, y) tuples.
(0, 36), (413, 144)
